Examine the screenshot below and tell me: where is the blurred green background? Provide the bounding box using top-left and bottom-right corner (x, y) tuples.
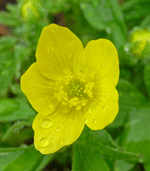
(0, 0), (150, 170)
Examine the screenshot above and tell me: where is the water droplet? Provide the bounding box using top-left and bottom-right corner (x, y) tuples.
(88, 109), (92, 114)
(67, 53), (73, 58)
(106, 93), (109, 98)
(101, 64), (105, 67)
(84, 119), (88, 124)
(58, 122), (62, 127)
(40, 138), (49, 147)
(101, 104), (108, 111)
(47, 101), (54, 109)
(110, 76), (115, 80)
(60, 141), (64, 145)
(124, 46), (129, 52)
(51, 140), (54, 144)
(41, 119), (53, 129)
(56, 127), (61, 132)
(47, 46), (54, 53)
(106, 27), (111, 34)
(90, 71), (96, 79)
(92, 119), (97, 124)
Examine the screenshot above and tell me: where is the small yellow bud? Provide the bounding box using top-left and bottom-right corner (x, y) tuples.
(130, 28), (150, 56)
(21, 0), (44, 22)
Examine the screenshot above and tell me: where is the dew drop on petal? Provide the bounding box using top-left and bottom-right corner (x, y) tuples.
(88, 109), (92, 114)
(90, 70), (96, 80)
(40, 138), (49, 147)
(47, 101), (54, 109)
(101, 104), (108, 111)
(84, 119), (88, 124)
(56, 127), (61, 132)
(92, 119), (97, 124)
(67, 53), (73, 58)
(41, 119), (53, 129)
(101, 63), (105, 67)
(60, 141), (64, 145)
(58, 122), (62, 127)
(47, 46), (54, 53)
(51, 140), (54, 144)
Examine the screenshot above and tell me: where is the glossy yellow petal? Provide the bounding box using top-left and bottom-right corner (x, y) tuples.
(32, 108), (85, 154)
(82, 39), (119, 87)
(21, 62), (58, 114)
(36, 24), (84, 80)
(84, 83), (119, 130)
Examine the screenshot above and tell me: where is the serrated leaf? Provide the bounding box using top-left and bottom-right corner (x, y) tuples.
(144, 63), (150, 97)
(77, 127), (141, 162)
(0, 36), (17, 53)
(73, 143), (110, 171)
(0, 12), (20, 27)
(120, 107), (150, 163)
(109, 79), (147, 128)
(80, 0), (127, 49)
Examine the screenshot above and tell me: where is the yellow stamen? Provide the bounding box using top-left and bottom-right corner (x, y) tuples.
(54, 72), (94, 110)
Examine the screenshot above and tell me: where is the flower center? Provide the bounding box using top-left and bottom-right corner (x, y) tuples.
(54, 73), (94, 110)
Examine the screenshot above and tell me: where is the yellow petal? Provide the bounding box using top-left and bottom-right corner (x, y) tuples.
(84, 84), (119, 130)
(82, 39), (119, 87)
(32, 108), (85, 154)
(36, 24), (84, 80)
(21, 62), (58, 114)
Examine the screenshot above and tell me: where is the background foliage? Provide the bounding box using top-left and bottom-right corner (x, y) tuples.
(0, 0), (150, 170)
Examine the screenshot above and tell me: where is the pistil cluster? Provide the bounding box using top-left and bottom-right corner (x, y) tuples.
(54, 72), (95, 110)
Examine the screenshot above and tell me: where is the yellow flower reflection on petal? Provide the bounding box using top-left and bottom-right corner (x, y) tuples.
(21, 24), (119, 154)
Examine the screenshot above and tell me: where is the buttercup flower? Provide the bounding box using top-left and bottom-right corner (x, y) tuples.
(21, 24), (119, 154)
(130, 28), (150, 56)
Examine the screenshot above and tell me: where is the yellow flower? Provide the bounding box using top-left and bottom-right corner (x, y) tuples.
(130, 28), (150, 56)
(21, 24), (119, 154)
(21, 0), (43, 22)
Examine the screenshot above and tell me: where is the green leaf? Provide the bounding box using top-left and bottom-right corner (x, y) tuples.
(0, 147), (25, 171)
(140, 15), (150, 28)
(0, 98), (36, 122)
(0, 11), (20, 27)
(77, 127), (141, 162)
(80, 0), (127, 49)
(0, 37), (17, 53)
(73, 143), (110, 171)
(0, 98), (18, 116)
(144, 163), (150, 171)
(120, 107), (150, 163)
(144, 63), (150, 97)
(114, 160), (134, 171)
(0, 146), (53, 171)
(2, 121), (31, 141)
(0, 52), (16, 95)
(109, 79), (147, 128)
